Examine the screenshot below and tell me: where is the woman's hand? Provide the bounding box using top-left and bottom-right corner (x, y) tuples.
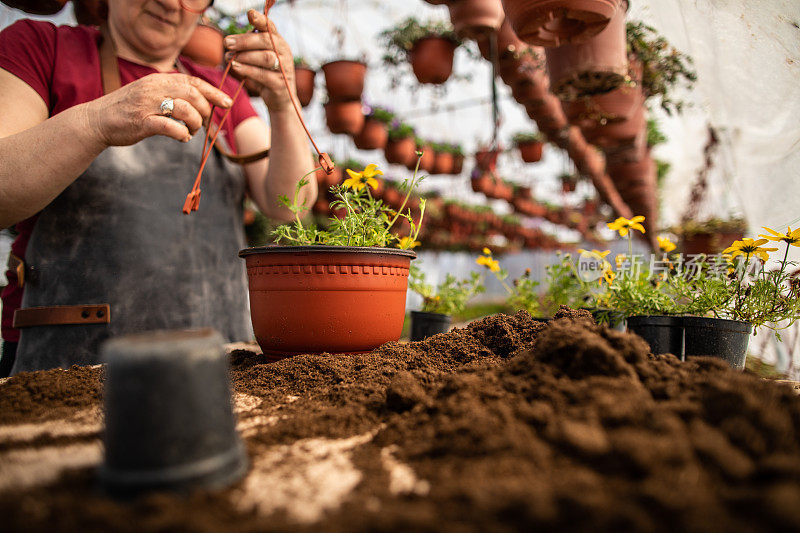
(224, 9), (296, 111)
(84, 73), (233, 148)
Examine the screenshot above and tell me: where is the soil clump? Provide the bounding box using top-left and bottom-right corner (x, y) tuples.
(1, 307), (799, 532)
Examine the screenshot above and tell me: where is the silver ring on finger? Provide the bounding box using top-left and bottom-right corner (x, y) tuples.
(270, 57), (280, 71)
(160, 98), (175, 117)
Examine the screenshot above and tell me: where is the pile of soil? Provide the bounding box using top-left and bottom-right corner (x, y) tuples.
(2, 307), (800, 532)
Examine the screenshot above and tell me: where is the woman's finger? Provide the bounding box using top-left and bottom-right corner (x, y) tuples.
(224, 31), (274, 53)
(247, 9), (278, 35)
(142, 114), (192, 143)
(167, 98), (203, 135)
(177, 75), (233, 113)
(226, 50), (282, 71)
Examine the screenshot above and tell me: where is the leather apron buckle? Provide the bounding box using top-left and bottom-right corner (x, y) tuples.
(13, 304), (111, 328)
(7, 253), (25, 288)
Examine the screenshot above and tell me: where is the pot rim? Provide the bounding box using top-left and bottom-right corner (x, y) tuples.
(626, 315), (683, 326)
(626, 314), (752, 331)
(239, 245), (417, 259)
(321, 59), (368, 68)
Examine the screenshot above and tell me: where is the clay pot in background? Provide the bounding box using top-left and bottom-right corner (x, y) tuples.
(516, 140), (544, 163)
(451, 153), (465, 174)
(510, 74), (550, 107)
(581, 96), (646, 148)
(2, 0), (67, 15)
(471, 172), (493, 194)
(239, 247), (416, 359)
(72, 0), (106, 25)
(385, 136), (418, 166)
(607, 152), (658, 240)
(324, 100), (364, 136)
(544, 0), (629, 100)
(353, 117), (389, 150)
(414, 145), (436, 173)
(525, 94), (568, 135)
(316, 166), (342, 189)
(477, 16), (527, 60)
(322, 60), (367, 101)
(447, 0), (504, 39)
(432, 151), (455, 175)
(180, 25), (224, 68)
(294, 66), (316, 107)
(500, 0), (622, 47)
(410, 37), (458, 85)
(474, 148), (500, 171)
(575, 146), (606, 177)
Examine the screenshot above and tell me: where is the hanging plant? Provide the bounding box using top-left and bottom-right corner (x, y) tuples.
(385, 121), (418, 166)
(511, 131), (546, 163)
(627, 21), (697, 115)
(293, 57), (316, 107)
(379, 17), (467, 86)
(353, 105), (394, 151)
(322, 59), (367, 102)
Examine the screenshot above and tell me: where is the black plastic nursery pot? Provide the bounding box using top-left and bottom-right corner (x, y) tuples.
(99, 329), (248, 497)
(681, 316), (752, 370)
(626, 315), (685, 360)
(626, 316), (752, 370)
(410, 311), (453, 341)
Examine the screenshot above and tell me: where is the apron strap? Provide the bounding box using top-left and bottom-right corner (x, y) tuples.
(97, 25), (269, 165)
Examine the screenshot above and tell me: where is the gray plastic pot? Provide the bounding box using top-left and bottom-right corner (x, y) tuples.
(410, 311), (452, 341)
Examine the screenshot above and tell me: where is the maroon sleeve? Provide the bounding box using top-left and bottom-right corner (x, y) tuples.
(0, 19), (57, 109)
(219, 72), (258, 130)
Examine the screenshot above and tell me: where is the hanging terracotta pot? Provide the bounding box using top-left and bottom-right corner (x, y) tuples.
(322, 60), (367, 102)
(2, 0), (67, 14)
(447, 0), (504, 39)
(474, 148), (500, 171)
(581, 97), (646, 147)
(564, 126), (588, 159)
(410, 36), (458, 85)
(72, 0), (107, 25)
(500, 0), (623, 47)
(353, 117), (389, 150)
(240, 246), (415, 359)
(498, 47), (546, 87)
(294, 66), (316, 107)
(544, 0), (629, 100)
(180, 25), (225, 68)
(471, 173), (493, 193)
(432, 151), (455, 175)
(516, 140), (544, 163)
(413, 144), (436, 173)
(316, 166), (342, 189)
(311, 197), (331, 215)
(385, 136), (417, 166)
(607, 152), (659, 240)
(602, 131), (647, 165)
(477, 16), (526, 60)
(452, 153), (465, 174)
(324, 100), (364, 136)
(510, 75), (550, 107)
(575, 146), (605, 176)
(562, 59), (642, 127)
(525, 94), (568, 135)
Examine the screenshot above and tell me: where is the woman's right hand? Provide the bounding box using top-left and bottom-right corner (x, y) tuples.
(83, 73), (233, 147)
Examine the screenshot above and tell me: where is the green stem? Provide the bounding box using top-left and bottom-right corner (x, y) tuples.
(735, 255), (751, 320)
(769, 244), (790, 315)
(388, 154), (422, 231)
(293, 165), (322, 232)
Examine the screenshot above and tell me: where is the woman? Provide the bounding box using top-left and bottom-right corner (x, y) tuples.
(0, 0), (317, 375)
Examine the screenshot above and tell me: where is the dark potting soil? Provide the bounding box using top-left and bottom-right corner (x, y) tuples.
(2, 307), (800, 532)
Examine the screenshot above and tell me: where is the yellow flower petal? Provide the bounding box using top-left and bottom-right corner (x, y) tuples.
(483, 247), (492, 255)
(366, 176), (379, 190)
(619, 227), (629, 237)
(630, 223), (646, 234)
(630, 215), (645, 224)
(345, 168), (362, 180)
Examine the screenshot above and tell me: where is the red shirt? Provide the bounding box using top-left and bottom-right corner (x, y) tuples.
(0, 19), (258, 342)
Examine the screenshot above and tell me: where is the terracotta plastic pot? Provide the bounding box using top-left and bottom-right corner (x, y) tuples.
(239, 246), (416, 359)
(544, 0), (629, 100)
(2, 0), (67, 15)
(563, 84), (641, 128)
(447, 0), (504, 39)
(324, 100), (364, 136)
(516, 140), (544, 163)
(475, 148), (500, 171)
(500, 0), (622, 47)
(322, 60), (367, 102)
(410, 36), (458, 85)
(581, 96), (646, 147)
(497, 48), (546, 87)
(510, 75), (550, 107)
(180, 25), (224, 68)
(526, 94), (568, 134)
(385, 136), (417, 166)
(413, 145), (436, 173)
(294, 66), (316, 107)
(452, 153), (465, 174)
(681, 231), (745, 256)
(353, 118), (389, 150)
(432, 151), (455, 174)
(471, 173), (493, 193)
(477, 16), (527, 60)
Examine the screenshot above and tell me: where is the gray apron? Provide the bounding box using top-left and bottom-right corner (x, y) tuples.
(11, 133), (251, 374)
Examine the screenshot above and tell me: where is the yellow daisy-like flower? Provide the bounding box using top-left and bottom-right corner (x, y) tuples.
(483, 247), (492, 256)
(399, 236), (420, 249)
(607, 215), (646, 237)
(602, 266), (616, 285)
(343, 163), (382, 191)
(759, 226), (800, 247)
(657, 236), (676, 253)
(476, 254), (500, 272)
(722, 238), (778, 262)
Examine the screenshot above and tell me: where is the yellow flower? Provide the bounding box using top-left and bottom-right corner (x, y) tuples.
(476, 254), (500, 272)
(657, 235), (676, 253)
(399, 236), (420, 249)
(602, 267), (616, 285)
(343, 164), (382, 191)
(722, 238), (778, 262)
(759, 226), (800, 247)
(607, 215), (646, 237)
(615, 254), (627, 268)
(483, 247), (492, 256)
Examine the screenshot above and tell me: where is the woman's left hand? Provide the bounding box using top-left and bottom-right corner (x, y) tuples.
(224, 9), (296, 111)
